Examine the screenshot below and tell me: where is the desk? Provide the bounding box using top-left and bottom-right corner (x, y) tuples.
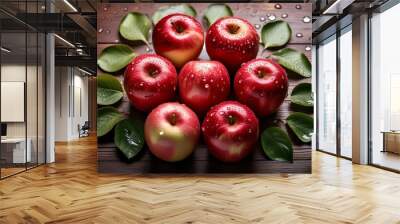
(1, 138), (31, 163)
(382, 131), (400, 154)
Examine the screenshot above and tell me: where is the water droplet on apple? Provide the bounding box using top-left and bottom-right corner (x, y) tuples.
(303, 16), (311, 23)
(281, 13), (288, 18)
(275, 4), (282, 9)
(204, 84), (209, 89)
(210, 79), (214, 83)
(268, 14), (276, 21)
(248, 128), (252, 134)
(139, 82), (144, 87)
(159, 130), (164, 136)
(242, 50), (246, 54)
(238, 79), (243, 84)
(296, 33), (303, 38)
(259, 17), (266, 22)
(219, 111), (224, 115)
(201, 127), (205, 132)
(295, 4), (302, 9)
(190, 74), (195, 79)
(259, 92), (264, 97)
(212, 38), (216, 42)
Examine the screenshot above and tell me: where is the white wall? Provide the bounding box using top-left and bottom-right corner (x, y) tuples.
(54, 67), (89, 141)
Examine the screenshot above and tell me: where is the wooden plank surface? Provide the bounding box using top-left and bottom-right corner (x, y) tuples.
(97, 3), (312, 174)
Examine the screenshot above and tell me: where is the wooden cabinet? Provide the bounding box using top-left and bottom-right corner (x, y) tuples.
(383, 132), (400, 154)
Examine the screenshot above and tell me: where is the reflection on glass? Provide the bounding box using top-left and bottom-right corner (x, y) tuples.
(371, 3), (400, 171)
(317, 36), (337, 154)
(339, 28), (352, 158)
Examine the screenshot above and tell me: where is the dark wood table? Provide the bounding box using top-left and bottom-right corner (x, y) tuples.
(97, 3), (312, 174)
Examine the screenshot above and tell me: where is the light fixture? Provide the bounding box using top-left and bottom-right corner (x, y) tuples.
(322, 0), (355, 15)
(63, 0), (78, 12)
(1, 47), (11, 53)
(77, 67), (93, 76)
(54, 34), (75, 48)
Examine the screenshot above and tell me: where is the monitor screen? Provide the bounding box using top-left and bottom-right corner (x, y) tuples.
(1, 123), (7, 137)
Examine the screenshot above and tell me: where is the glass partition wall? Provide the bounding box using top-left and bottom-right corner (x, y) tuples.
(316, 26), (353, 159)
(370, 2), (400, 171)
(0, 2), (46, 179)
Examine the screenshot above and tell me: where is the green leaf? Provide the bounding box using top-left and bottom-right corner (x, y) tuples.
(261, 127), (293, 162)
(97, 107), (125, 137)
(290, 83), (313, 107)
(97, 44), (136, 73)
(152, 4), (197, 24)
(97, 74), (123, 105)
(261, 20), (291, 49)
(287, 112), (314, 143)
(272, 48), (311, 78)
(114, 118), (145, 160)
(119, 12), (151, 44)
(204, 4), (233, 26)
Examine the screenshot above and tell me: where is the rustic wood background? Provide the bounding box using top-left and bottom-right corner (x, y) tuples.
(97, 3), (312, 173)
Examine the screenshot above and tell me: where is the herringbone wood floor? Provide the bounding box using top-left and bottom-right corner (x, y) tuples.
(1, 136), (400, 224)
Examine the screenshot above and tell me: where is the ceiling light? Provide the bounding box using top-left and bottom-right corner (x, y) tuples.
(322, 0), (355, 15)
(77, 67), (93, 76)
(1, 47), (11, 53)
(63, 0), (78, 12)
(54, 34), (75, 48)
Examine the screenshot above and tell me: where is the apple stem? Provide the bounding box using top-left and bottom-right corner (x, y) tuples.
(170, 113), (177, 125)
(228, 115), (235, 125)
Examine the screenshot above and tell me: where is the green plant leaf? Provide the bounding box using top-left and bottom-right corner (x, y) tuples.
(97, 44), (136, 73)
(271, 48), (311, 78)
(119, 12), (151, 44)
(114, 118), (145, 159)
(261, 127), (293, 162)
(261, 20), (291, 49)
(287, 112), (314, 143)
(97, 74), (123, 105)
(152, 4), (197, 24)
(97, 107), (125, 137)
(290, 83), (313, 107)
(204, 4), (233, 26)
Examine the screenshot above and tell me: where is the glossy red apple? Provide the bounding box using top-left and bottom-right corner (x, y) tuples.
(206, 17), (259, 73)
(153, 13), (204, 68)
(178, 60), (230, 116)
(202, 101), (259, 162)
(144, 102), (200, 162)
(124, 54), (177, 112)
(234, 58), (288, 117)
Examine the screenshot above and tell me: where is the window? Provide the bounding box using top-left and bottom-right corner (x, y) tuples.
(339, 27), (352, 158)
(370, 2), (400, 171)
(317, 35), (337, 154)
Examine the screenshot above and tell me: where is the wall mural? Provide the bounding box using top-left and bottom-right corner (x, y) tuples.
(97, 3), (313, 173)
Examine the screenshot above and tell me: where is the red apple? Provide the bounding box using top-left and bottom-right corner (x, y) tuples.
(144, 102), (200, 162)
(202, 101), (259, 162)
(206, 17), (259, 73)
(124, 54), (177, 112)
(178, 60), (230, 116)
(234, 58), (288, 117)
(153, 13), (204, 68)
